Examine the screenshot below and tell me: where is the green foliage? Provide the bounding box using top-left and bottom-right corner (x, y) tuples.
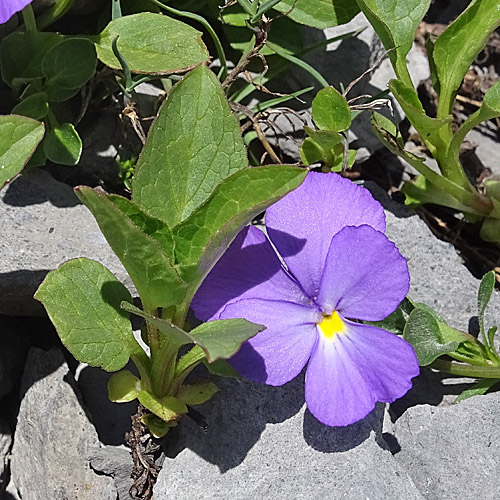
(34, 258), (143, 372)
(402, 273), (500, 403)
(0, 115), (44, 190)
(133, 65), (248, 226)
(43, 123), (82, 166)
(36, 58), (308, 435)
(356, 0), (431, 85)
(300, 87), (355, 171)
(94, 12), (209, 74)
(274, 0), (360, 29)
(432, 0), (500, 118)
(42, 38), (97, 102)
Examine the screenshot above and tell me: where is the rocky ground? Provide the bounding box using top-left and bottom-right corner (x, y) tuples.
(1, 6), (500, 500)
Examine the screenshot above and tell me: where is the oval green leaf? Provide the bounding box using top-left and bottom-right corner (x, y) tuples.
(43, 123), (83, 166)
(42, 38), (97, 102)
(0, 114), (44, 190)
(133, 64), (248, 226)
(94, 12), (209, 74)
(312, 87), (351, 132)
(34, 258), (140, 372)
(12, 92), (49, 120)
(403, 307), (459, 366)
(108, 370), (141, 402)
(274, 0), (360, 29)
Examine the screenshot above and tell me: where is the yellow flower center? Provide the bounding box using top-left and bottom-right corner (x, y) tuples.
(318, 311), (346, 340)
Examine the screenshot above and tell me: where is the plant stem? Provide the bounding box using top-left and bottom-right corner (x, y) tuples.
(21, 5), (37, 32)
(37, 0), (76, 30)
(149, 0), (227, 81)
(430, 358), (500, 378)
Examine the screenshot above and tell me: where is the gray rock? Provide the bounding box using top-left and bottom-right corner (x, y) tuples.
(392, 392), (500, 500)
(89, 446), (133, 499)
(9, 347), (117, 499)
(466, 128), (500, 178)
(0, 419), (12, 495)
(154, 376), (423, 499)
(0, 168), (136, 315)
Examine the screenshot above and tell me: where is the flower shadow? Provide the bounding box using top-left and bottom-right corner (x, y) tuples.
(165, 369), (377, 472)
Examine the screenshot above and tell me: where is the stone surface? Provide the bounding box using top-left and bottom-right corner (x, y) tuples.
(392, 392), (500, 500)
(0, 419), (12, 496)
(0, 168), (136, 315)
(89, 446), (133, 499)
(9, 347), (117, 499)
(155, 376), (423, 499)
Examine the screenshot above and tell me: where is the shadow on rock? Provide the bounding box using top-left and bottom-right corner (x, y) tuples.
(165, 370), (376, 472)
(2, 169), (80, 209)
(389, 366), (478, 420)
(302, 407), (373, 452)
(165, 375), (305, 472)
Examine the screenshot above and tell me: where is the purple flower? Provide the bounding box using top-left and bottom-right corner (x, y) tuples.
(1, 0), (33, 24)
(192, 172), (419, 426)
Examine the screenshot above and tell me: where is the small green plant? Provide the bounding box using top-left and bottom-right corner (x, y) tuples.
(403, 271), (500, 402)
(355, 0), (500, 242)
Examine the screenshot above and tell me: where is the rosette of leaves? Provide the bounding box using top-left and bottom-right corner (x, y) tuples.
(356, 0), (500, 243)
(300, 86), (356, 171)
(35, 64), (307, 437)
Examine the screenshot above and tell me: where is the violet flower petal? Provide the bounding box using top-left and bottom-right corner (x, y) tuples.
(266, 172), (386, 298)
(305, 321), (419, 426)
(317, 225), (410, 321)
(1, 0), (33, 24)
(191, 225), (309, 322)
(221, 298), (321, 385)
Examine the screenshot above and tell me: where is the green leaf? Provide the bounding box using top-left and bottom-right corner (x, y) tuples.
(203, 358), (240, 378)
(43, 123), (82, 166)
(138, 390), (188, 422)
(312, 87), (351, 132)
(141, 414), (171, 438)
(12, 92), (49, 120)
(176, 380), (218, 405)
(478, 271), (495, 337)
(108, 370), (141, 402)
(388, 79), (450, 149)
(274, 0), (360, 29)
(454, 378), (499, 404)
(132, 64), (247, 227)
(365, 298), (414, 335)
(75, 187), (186, 312)
(121, 303), (264, 363)
(0, 114), (44, 190)
(34, 258), (140, 372)
(0, 32), (65, 87)
(42, 38), (97, 102)
(403, 307), (460, 366)
(107, 195), (174, 260)
(433, 0), (500, 117)
(300, 128), (343, 167)
(172, 165), (308, 283)
(356, 0), (431, 84)
(94, 12), (209, 74)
